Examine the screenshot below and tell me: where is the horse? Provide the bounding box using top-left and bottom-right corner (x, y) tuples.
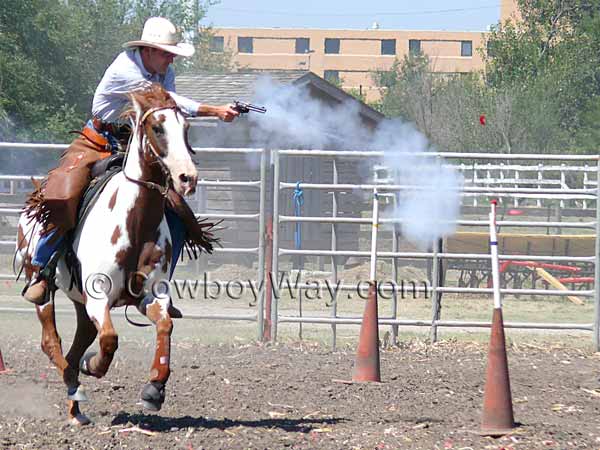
(14, 84), (200, 425)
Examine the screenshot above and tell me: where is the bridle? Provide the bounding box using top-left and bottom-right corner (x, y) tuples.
(123, 105), (183, 197)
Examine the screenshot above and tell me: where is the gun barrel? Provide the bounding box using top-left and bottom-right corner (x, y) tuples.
(248, 105), (267, 113)
(233, 100), (267, 114)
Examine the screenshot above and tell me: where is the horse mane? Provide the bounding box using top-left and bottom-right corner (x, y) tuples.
(121, 83), (178, 122)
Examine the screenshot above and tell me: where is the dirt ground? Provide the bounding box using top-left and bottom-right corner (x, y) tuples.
(1, 327), (600, 450)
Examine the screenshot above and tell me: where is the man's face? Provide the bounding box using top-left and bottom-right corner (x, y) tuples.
(144, 48), (176, 75)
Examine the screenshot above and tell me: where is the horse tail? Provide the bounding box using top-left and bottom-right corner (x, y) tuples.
(12, 214), (39, 279)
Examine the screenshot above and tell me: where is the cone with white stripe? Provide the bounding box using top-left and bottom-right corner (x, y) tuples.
(352, 281), (381, 382)
(480, 308), (516, 435)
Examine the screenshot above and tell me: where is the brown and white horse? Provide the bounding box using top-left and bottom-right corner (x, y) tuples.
(15, 85), (198, 425)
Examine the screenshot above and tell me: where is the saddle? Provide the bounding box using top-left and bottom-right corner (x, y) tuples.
(78, 153), (125, 225)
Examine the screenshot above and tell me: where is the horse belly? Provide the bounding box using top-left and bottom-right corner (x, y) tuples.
(74, 181), (172, 304)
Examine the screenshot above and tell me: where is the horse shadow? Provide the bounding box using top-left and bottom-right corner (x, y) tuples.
(111, 412), (345, 433)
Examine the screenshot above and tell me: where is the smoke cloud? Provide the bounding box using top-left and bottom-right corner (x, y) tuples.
(246, 76), (463, 248)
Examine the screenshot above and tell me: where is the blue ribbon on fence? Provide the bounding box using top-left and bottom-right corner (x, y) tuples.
(293, 181), (304, 249)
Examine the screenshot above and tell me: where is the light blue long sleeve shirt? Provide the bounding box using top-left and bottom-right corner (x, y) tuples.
(92, 49), (201, 123)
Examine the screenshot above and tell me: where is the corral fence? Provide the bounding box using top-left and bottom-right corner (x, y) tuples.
(0, 143), (599, 350)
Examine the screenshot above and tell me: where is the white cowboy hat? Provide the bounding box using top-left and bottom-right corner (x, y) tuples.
(123, 17), (195, 57)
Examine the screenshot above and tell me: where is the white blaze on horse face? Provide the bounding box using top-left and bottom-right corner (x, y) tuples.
(160, 109), (198, 197)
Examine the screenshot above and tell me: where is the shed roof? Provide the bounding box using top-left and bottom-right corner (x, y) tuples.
(176, 70), (385, 124)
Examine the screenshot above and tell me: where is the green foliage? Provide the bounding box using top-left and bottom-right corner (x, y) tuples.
(0, 0), (231, 143)
(183, 25), (237, 74)
(374, 0), (600, 154)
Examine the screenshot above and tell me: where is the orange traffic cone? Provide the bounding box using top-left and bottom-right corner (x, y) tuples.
(0, 347), (7, 373)
(352, 281), (381, 382)
(480, 308), (516, 436)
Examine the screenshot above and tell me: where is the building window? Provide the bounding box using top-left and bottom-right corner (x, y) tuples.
(461, 40), (473, 57)
(295, 38), (310, 54)
(409, 39), (421, 55)
(238, 37), (253, 53)
(325, 38), (340, 54)
(381, 39), (396, 55)
(324, 70), (340, 84)
(210, 36), (224, 52)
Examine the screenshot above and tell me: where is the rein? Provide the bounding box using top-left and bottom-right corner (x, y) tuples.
(123, 105), (180, 197)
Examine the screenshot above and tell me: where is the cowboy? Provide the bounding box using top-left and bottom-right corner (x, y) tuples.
(23, 17), (239, 304)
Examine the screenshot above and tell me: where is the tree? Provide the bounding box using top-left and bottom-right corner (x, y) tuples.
(485, 0), (600, 153)
(0, 0), (232, 144)
(373, 0), (598, 154)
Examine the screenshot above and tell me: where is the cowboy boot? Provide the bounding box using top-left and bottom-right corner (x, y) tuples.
(165, 189), (220, 254)
(22, 249), (61, 305)
(23, 268), (49, 305)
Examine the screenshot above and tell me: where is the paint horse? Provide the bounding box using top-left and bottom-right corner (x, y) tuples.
(15, 85), (202, 425)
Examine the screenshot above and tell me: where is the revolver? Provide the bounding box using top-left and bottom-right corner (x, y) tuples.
(232, 100), (267, 114)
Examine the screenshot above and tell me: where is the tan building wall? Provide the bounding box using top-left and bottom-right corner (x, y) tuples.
(501, 0), (521, 23)
(212, 27), (488, 101)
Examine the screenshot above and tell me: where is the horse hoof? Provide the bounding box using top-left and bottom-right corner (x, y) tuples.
(141, 381), (165, 411)
(79, 352), (97, 377)
(68, 413), (92, 426)
(141, 399), (162, 411)
(67, 386), (89, 402)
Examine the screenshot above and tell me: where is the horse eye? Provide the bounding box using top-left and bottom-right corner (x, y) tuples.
(152, 125), (164, 135)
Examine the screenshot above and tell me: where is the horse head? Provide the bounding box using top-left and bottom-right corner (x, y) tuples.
(127, 84), (197, 196)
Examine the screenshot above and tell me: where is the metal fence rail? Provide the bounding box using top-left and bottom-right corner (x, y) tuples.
(0, 144), (269, 341)
(1, 143), (599, 349)
(271, 150), (600, 350)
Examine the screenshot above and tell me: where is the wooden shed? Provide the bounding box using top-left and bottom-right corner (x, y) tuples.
(176, 71), (385, 266)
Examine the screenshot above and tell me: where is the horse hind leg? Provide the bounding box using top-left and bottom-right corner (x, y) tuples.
(36, 299), (68, 373)
(35, 299), (88, 425)
(139, 295), (173, 411)
(63, 301), (98, 426)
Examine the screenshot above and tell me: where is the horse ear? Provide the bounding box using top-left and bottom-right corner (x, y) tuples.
(129, 92), (143, 124)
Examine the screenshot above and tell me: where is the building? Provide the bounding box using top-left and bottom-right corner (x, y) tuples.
(206, 1), (525, 102)
(501, 0), (521, 23)
(176, 70), (383, 147)
(176, 71), (384, 266)
(210, 27), (487, 102)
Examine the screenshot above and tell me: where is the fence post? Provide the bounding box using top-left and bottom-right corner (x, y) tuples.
(472, 163), (478, 207)
(594, 157), (600, 352)
(514, 169), (519, 208)
(257, 149), (268, 341)
(330, 158), (339, 350)
(560, 163), (566, 209)
(584, 165), (589, 210)
(430, 237), (443, 342)
(537, 164), (543, 208)
(391, 194), (399, 345)
(270, 150), (281, 341)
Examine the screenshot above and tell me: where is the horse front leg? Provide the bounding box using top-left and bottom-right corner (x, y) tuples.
(80, 297), (118, 379)
(139, 294), (173, 411)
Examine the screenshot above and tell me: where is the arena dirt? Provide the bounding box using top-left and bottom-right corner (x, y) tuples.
(1, 335), (600, 449)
